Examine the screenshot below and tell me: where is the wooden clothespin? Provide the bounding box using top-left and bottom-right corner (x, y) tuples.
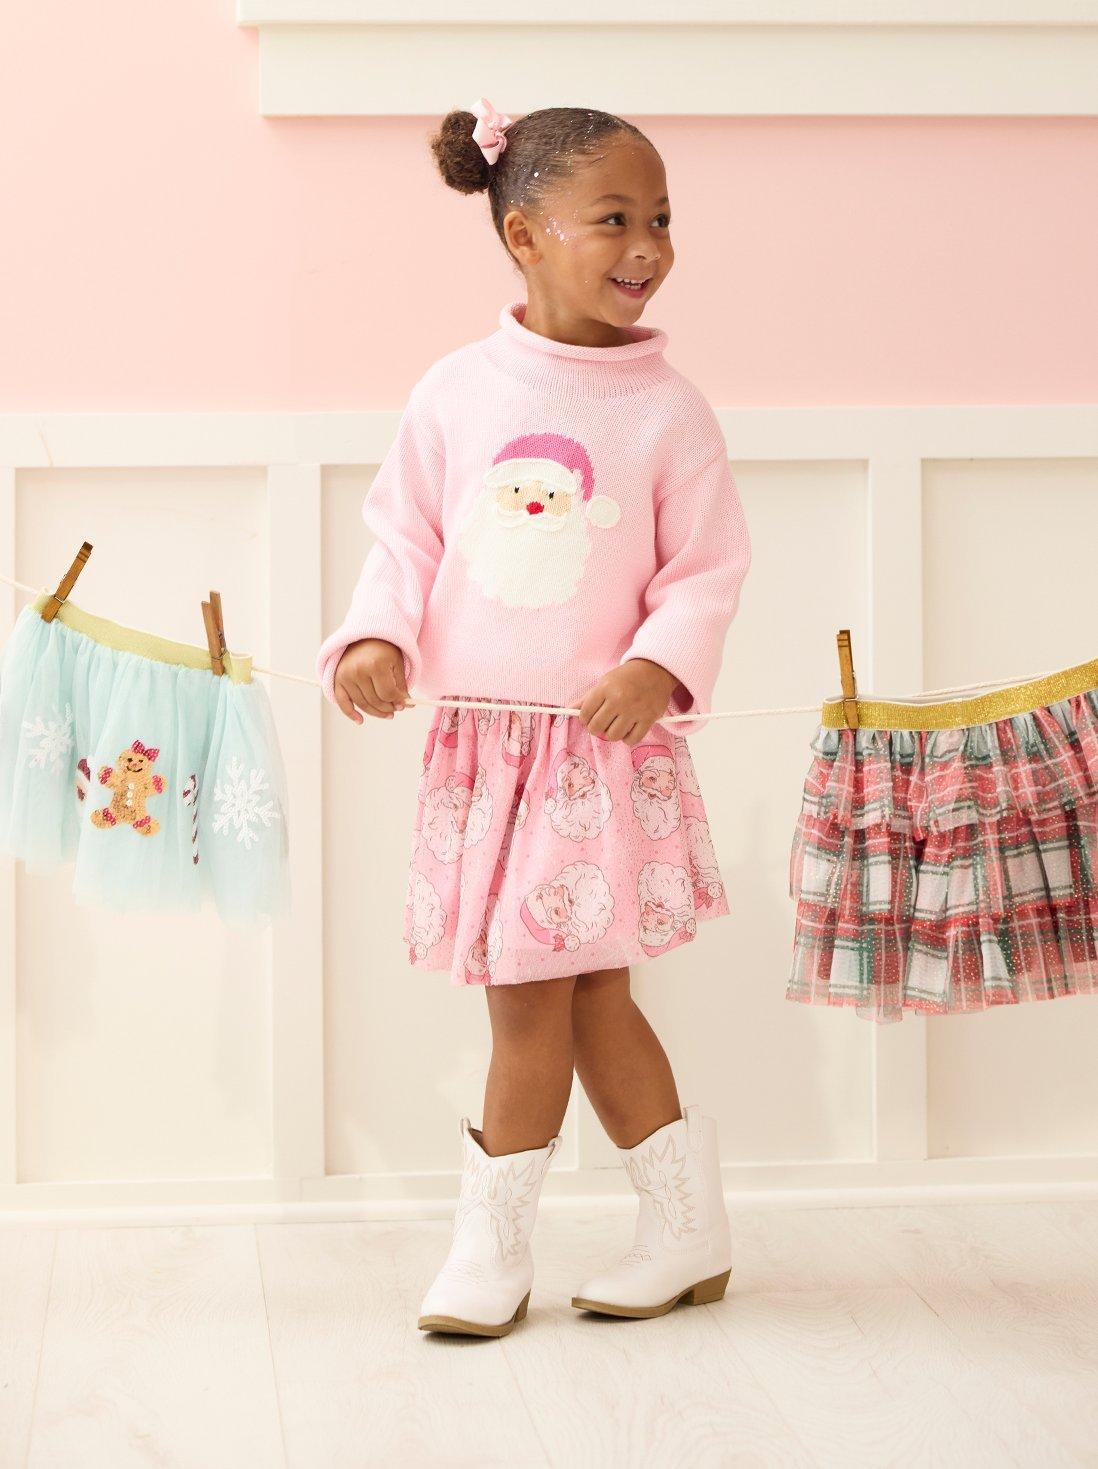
(836, 629), (860, 729)
(41, 541), (93, 623)
(201, 590), (226, 676)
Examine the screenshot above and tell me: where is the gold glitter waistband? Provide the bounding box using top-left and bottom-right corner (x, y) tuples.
(820, 654), (1098, 731)
(30, 591), (253, 684)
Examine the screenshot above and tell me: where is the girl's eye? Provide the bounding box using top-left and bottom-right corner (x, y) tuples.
(603, 212), (671, 228)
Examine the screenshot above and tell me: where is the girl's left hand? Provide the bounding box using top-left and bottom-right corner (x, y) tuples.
(572, 659), (681, 746)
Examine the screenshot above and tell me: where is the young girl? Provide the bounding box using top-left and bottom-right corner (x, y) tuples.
(315, 99), (752, 1337)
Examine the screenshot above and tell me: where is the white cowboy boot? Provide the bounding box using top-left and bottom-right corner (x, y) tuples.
(571, 1103), (732, 1318)
(417, 1116), (563, 1337)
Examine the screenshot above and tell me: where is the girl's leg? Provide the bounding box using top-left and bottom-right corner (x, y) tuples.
(571, 965), (681, 1147)
(481, 972), (577, 1156)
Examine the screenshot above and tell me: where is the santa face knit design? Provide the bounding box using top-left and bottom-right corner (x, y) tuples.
(316, 299), (753, 739)
(404, 695), (729, 986)
(457, 430), (622, 608)
(0, 593), (290, 926)
(787, 653), (1098, 1022)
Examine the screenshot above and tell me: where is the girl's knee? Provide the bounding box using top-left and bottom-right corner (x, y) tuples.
(485, 972), (577, 1036)
(573, 965), (632, 1010)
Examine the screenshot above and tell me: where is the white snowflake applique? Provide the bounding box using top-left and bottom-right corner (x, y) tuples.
(22, 703), (75, 774)
(212, 756), (279, 851)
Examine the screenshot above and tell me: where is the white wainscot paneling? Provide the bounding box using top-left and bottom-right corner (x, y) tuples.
(923, 457), (1098, 1160)
(620, 461), (874, 1174)
(319, 465), (513, 1178)
(0, 408), (1097, 1221)
(13, 469), (273, 1185)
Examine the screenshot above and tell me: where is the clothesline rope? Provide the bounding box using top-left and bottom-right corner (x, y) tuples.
(0, 567), (1076, 723)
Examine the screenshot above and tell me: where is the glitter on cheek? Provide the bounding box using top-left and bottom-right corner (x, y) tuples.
(543, 215), (575, 244)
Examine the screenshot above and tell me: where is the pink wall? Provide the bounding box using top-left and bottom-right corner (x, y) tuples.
(2, 0), (1096, 410)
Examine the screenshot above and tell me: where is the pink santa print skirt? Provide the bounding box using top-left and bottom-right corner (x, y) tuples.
(403, 694), (730, 986)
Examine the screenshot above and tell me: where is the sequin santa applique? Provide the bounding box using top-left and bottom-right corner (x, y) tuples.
(456, 432), (620, 608)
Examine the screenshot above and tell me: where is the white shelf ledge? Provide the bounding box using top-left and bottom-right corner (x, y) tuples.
(236, 3), (1098, 116)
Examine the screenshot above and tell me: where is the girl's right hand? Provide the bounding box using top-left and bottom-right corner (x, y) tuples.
(333, 638), (414, 724)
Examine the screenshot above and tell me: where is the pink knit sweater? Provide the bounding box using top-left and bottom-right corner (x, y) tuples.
(315, 300), (752, 737)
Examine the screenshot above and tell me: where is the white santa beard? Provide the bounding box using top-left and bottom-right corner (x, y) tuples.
(457, 492), (593, 608)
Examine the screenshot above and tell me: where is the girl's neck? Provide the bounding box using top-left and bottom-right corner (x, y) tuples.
(520, 297), (645, 350)
(486, 299), (672, 400)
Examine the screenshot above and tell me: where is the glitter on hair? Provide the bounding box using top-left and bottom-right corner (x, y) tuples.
(429, 106), (655, 265)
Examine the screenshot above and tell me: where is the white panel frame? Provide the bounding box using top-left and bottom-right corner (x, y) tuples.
(0, 466), (16, 1190)
(0, 403), (1096, 1219)
(234, 3), (1098, 117)
(865, 454), (928, 1163)
(266, 465), (326, 1186)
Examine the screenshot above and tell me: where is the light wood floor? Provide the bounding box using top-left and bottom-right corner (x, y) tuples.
(2, 1198), (1097, 1468)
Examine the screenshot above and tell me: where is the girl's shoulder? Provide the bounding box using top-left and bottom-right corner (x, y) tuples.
(651, 366), (726, 450)
(404, 337), (492, 412)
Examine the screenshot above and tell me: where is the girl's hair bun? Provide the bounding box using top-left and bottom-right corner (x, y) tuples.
(430, 110), (492, 195)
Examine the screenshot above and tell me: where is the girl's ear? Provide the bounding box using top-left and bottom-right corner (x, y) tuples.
(503, 209), (539, 266)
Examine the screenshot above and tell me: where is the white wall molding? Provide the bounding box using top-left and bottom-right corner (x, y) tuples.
(2, 404), (1096, 473)
(0, 1154), (1096, 1227)
(234, 3), (1098, 117)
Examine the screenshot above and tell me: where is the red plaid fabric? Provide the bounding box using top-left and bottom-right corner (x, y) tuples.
(787, 686), (1098, 1021)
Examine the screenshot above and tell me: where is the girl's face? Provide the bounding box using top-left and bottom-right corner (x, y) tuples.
(503, 136), (674, 335)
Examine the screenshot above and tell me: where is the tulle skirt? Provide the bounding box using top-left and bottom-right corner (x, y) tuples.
(787, 654), (1098, 1022)
(404, 694), (730, 986)
(0, 592), (290, 925)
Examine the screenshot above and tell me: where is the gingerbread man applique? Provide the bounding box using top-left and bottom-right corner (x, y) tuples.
(90, 739), (167, 837)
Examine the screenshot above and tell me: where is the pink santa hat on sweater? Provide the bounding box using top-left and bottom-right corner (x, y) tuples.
(484, 433), (621, 530)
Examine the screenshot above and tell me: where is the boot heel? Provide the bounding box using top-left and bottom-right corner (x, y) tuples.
(513, 1290), (530, 1323)
(686, 1268), (731, 1305)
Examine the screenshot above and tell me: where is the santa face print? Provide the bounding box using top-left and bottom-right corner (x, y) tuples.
(456, 432), (620, 609)
(563, 761), (595, 800)
(404, 691), (732, 985)
(544, 751), (614, 842)
(637, 762), (676, 801)
(630, 745), (682, 842)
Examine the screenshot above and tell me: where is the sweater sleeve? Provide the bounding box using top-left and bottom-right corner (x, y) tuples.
(618, 441), (752, 738)
(315, 381), (445, 705)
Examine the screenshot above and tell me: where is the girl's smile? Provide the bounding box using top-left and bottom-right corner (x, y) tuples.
(609, 274), (654, 300)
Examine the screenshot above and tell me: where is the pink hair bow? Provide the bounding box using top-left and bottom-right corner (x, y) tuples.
(470, 96), (513, 166)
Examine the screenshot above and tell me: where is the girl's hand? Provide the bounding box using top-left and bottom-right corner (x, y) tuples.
(572, 659), (680, 746)
(333, 638), (414, 724)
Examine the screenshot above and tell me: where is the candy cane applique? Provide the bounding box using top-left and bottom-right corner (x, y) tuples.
(181, 773), (200, 865)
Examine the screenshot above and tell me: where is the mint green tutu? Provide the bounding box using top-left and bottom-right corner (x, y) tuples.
(0, 592), (290, 926)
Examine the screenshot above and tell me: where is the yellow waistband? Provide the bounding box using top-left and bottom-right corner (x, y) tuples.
(30, 591), (253, 685)
(821, 654), (1098, 730)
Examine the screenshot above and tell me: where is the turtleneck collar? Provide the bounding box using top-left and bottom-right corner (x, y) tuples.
(482, 299), (673, 399)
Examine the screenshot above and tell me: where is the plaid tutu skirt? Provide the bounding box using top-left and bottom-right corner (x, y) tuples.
(787, 655), (1098, 1022)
